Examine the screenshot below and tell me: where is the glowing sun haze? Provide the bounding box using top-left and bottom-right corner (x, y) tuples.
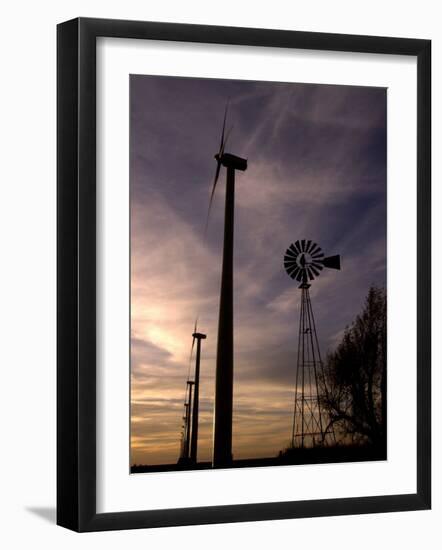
(130, 75), (387, 466)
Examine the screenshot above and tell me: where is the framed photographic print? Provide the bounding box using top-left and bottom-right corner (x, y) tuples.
(57, 17), (431, 532)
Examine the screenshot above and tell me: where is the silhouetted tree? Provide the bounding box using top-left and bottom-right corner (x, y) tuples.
(322, 286), (386, 448)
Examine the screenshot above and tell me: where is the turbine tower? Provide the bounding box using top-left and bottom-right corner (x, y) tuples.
(178, 380), (194, 464)
(178, 330), (206, 465)
(283, 240), (341, 449)
(207, 104), (247, 467)
(190, 331), (206, 464)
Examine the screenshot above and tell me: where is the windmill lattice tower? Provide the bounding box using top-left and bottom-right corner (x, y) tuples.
(284, 240), (341, 449)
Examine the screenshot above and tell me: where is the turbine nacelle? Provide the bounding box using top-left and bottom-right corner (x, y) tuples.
(214, 152), (248, 171)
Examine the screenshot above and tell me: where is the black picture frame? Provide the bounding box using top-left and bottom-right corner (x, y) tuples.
(57, 17), (431, 532)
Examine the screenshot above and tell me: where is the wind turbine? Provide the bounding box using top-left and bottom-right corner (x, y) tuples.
(177, 322), (207, 465)
(178, 380), (195, 465)
(207, 103), (247, 467)
(189, 328), (206, 464)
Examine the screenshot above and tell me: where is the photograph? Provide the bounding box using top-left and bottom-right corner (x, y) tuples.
(129, 75), (387, 473)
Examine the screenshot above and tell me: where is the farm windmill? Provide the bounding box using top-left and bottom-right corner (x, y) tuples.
(207, 103), (247, 467)
(284, 239), (341, 448)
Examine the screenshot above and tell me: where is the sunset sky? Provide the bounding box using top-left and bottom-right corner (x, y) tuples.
(130, 75), (387, 466)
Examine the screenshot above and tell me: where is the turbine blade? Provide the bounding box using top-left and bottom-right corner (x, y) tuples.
(301, 239), (306, 251)
(219, 101), (229, 154)
(189, 318), (198, 364)
(289, 245), (298, 257)
(205, 103), (230, 236)
(221, 125), (233, 156)
(310, 265), (321, 277)
(294, 240), (302, 253)
(296, 269), (304, 282)
(204, 161), (222, 235)
(285, 266), (296, 277)
(285, 263), (298, 276)
(290, 267), (300, 279)
(284, 252), (297, 262)
(305, 240), (313, 252)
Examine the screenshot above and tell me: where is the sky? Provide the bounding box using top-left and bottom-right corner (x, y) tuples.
(129, 75), (387, 466)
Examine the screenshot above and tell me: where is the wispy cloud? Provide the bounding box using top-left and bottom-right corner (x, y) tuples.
(130, 75), (386, 465)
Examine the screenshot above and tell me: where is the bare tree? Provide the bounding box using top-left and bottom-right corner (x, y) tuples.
(322, 286), (386, 448)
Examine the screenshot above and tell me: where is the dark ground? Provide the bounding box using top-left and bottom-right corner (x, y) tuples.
(131, 444), (386, 474)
